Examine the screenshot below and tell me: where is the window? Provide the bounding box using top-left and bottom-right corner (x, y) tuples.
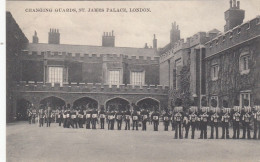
(211, 64), (219, 81)
(131, 71), (144, 86)
(239, 54), (250, 74)
(210, 96), (219, 107)
(109, 70), (120, 86)
(48, 66), (63, 85)
(240, 92), (251, 107)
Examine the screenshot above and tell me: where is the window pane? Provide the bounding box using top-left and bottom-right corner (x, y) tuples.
(48, 67), (63, 84)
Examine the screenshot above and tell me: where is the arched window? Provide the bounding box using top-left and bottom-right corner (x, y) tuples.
(239, 51), (250, 75)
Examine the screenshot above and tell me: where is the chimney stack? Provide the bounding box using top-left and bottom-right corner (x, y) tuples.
(102, 30), (115, 47)
(48, 28), (60, 44)
(32, 30), (39, 43)
(153, 34), (157, 50)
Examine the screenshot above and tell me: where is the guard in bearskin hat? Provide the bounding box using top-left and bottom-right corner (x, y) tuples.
(174, 98), (183, 139)
(124, 105), (131, 130)
(163, 108), (171, 131)
(189, 105), (198, 139)
(115, 105), (123, 130)
(151, 106), (160, 131)
(199, 99), (210, 139)
(221, 100), (231, 139)
(209, 99), (220, 139)
(99, 105), (106, 129)
(253, 104), (260, 140)
(132, 104), (139, 130)
(241, 99), (251, 139)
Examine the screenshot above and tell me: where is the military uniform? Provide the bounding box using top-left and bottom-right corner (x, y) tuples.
(78, 109), (84, 128)
(86, 110), (92, 129)
(115, 111), (123, 130)
(63, 110), (67, 128)
(241, 109), (251, 139)
(151, 110), (160, 131)
(32, 108), (37, 124)
(232, 107), (241, 139)
(27, 108), (32, 124)
(46, 106), (52, 127)
(253, 106), (260, 139)
(199, 108), (209, 139)
(39, 108), (45, 127)
(108, 111), (115, 130)
(174, 112), (183, 139)
(91, 109), (98, 129)
(221, 110), (230, 139)
(210, 112), (220, 139)
(141, 109), (149, 131)
(57, 109), (62, 126)
(99, 109), (106, 129)
(163, 111), (171, 131)
(71, 109), (77, 128)
(124, 110), (131, 130)
(132, 110), (139, 130)
(183, 112), (190, 139)
(189, 112), (198, 139)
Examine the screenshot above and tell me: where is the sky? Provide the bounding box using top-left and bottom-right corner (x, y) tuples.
(6, 0), (260, 48)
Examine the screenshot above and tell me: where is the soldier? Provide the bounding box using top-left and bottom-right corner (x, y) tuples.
(253, 105), (260, 139)
(183, 110), (190, 139)
(241, 101), (252, 139)
(27, 107), (32, 124)
(173, 98), (183, 139)
(39, 106), (45, 127)
(209, 99), (220, 139)
(46, 103), (52, 127)
(107, 107), (115, 130)
(66, 109), (72, 128)
(85, 106), (92, 129)
(232, 103), (241, 139)
(92, 108), (98, 129)
(115, 107), (123, 130)
(141, 108), (149, 131)
(32, 107), (37, 124)
(57, 107), (63, 126)
(189, 106), (198, 139)
(221, 107), (231, 139)
(63, 108), (67, 128)
(151, 106), (160, 131)
(132, 107), (139, 131)
(199, 106), (210, 139)
(71, 108), (77, 128)
(124, 105), (131, 130)
(78, 107), (84, 128)
(162, 108), (171, 131)
(99, 106), (106, 129)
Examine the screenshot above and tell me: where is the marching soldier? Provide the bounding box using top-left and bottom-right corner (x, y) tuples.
(124, 105), (131, 130)
(174, 108), (183, 139)
(199, 106), (210, 139)
(85, 107), (92, 129)
(27, 107), (32, 124)
(183, 110), (190, 139)
(92, 108), (98, 129)
(32, 107), (37, 124)
(107, 107), (115, 130)
(39, 106), (45, 127)
(209, 99), (220, 139)
(253, 105), (260, 139)
(115, 108), (123, 130)
(241, 101), (252, 139)
(99, 106), (106, 129)
(221, 108), (231, 139)
(46, 103), (52, 127)
(141, 108), (149, 131)
(232, 103), (241, 139)
(189, 106), (198, 139)
(151, 106), (160, 131)
(71, 108), (77, 128)
(162, 108), (171, 131)
(132, 107), (139, 130)
(78, 107), (84, 128)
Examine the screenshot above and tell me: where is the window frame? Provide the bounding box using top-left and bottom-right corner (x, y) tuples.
(130, 71), (145, 86)
(239, 53), (250, 75)
(47, 66), (64, 86)
(240, 91), (251, 107)
(211, 64), (219, 81)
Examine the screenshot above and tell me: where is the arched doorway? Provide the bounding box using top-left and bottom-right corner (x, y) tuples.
(40, 96), (65, 109)
(73, 97), (98, 110)
(136, 97), (160, 111)
(105, 97), (130, 111)
(16, 98), (32, 120)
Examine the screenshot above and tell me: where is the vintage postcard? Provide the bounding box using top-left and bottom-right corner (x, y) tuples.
(4, 0), (260, 162)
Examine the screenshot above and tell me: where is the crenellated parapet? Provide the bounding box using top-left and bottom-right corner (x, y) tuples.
(15, 81), (169, 95)
(205, 16), (260, 58)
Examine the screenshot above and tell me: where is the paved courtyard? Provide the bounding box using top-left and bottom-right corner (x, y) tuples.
(7, 121), (260, 162)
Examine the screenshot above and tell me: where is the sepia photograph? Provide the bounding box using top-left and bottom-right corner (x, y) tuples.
(4, 0), (260, 161)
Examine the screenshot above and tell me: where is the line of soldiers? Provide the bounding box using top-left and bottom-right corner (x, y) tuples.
(27, 102), (260, 140)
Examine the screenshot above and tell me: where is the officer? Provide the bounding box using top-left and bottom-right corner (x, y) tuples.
(99, 105), (106, 129)
(78, 106), (84, 128)
(92, 107), (98, 129)
(232, 104), (241, 139)
(46, 103), (52, 127)
(221, 101), (230, 139)
(241, 99), (251, 139)
(124, 105), (131, 130)
(189, 106), (198, 139)
(32, 107), (37, 124)
(27, 107), (32, 124)
(39, 106), (45, 127)
(151, 106), (160, 131)
(199, 106), (210, 139)
(183, 109), (190, 139)
(132, 106), (139, 131)
(173, 98), (183, 139)
(209, 99), (220, 139)
(115, 106), (123, 130)
(253, 105), (260, 139)
(163, 108), (171, 131)
(141, 108), (149, 131)
(85, 106), (92, 129)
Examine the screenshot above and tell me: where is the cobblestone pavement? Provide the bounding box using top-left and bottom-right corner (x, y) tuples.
(7, 121), (260, 162)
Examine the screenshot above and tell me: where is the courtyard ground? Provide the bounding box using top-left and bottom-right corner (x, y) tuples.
(6, 121), (260, 162)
